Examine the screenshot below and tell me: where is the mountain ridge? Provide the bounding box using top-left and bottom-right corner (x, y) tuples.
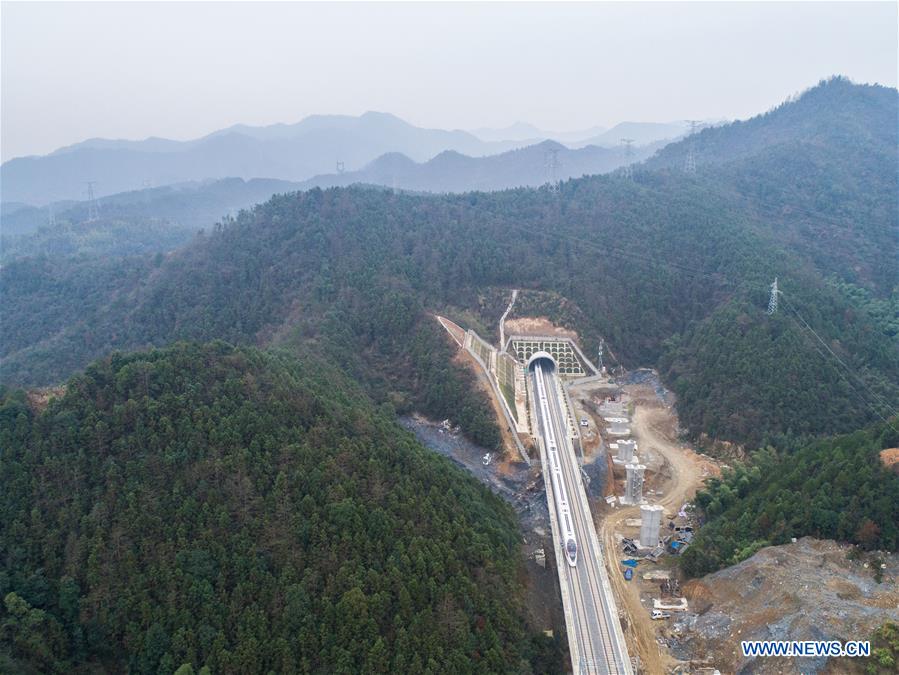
(3, 111), (689, 205)
(295, 139), (664, 193)
(2, 77), (896, 450)
(0, 112), (528, 204)
(2, 139), (663, 242)
(645, 77), (897, 170)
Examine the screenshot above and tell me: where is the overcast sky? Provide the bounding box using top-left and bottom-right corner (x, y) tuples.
(2, 1), (896, 161)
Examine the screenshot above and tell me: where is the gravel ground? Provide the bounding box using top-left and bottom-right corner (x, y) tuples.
(668, 537), (899, 674)
(400, 416), (551, 531)
(620, 368), (674, 406)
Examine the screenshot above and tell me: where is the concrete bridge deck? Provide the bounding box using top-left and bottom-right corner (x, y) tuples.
(531, 359), (632, 675)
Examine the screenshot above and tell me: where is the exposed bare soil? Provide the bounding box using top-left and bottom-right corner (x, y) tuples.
(26, 386), (67, 413)
(504, 316), (580, 341)
(568, 380), (720, 674)
(582, 382), (898, 675)
(672, 538), (899, 674)
(880, 447), (899, 472)
(435, 314), (466, 347)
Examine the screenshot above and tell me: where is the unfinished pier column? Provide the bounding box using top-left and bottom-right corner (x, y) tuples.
(639, 504), (664, 547)
(624, 463), (645, 504)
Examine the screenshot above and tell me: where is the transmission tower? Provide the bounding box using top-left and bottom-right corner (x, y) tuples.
(544, 148), (561, 194)
(336, 160), (345, 174)
(620, 138), (635, 180)
(85, 181), (99, 221)
(684, 120), (700, 174)
(597, 338), (605, 372)
(767, 277), (780, 315)
(47, 203), (55, 227)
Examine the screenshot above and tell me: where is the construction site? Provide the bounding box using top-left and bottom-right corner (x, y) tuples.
(435, 289), (723, 673)
(573, 377), (722, 673)
(434, 290), (899, 674)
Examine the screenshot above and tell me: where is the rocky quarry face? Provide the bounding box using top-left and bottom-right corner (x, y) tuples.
(668, 537), (899, 674)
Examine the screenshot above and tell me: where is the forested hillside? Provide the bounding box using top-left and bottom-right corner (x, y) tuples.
(648, 77), (898, 293)
(1, 217), (195, 263)
(2, 78), (897, 450)
(681, 420), (899, 576)
(0, 343), (551, 673)
(1, 177), (299, 239)
(648, 77), (896, 171)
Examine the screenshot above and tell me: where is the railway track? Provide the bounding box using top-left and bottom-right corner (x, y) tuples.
(532, 360), (632, 674)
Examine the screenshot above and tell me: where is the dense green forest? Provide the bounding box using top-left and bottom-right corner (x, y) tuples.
(2, 78), (897, 450)
(1, 217), (195, 263)
(0, 76), (896, 675)
(649, 78), (898, 294)
(681, 420), (899, 576)
(0, 342), (554, 673)
(658, 292), (898, 445)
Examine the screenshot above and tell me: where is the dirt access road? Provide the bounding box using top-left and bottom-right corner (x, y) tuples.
(584, 384), (719, 673)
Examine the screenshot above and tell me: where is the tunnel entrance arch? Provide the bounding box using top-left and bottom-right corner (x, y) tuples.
(527, 351), (557, 373)
(511, 337), (587, 377)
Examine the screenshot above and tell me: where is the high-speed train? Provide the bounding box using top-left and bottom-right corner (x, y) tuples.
(533, 361), (578, 567)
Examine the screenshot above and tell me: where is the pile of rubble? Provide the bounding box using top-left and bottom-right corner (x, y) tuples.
(668, 537), (899, 673)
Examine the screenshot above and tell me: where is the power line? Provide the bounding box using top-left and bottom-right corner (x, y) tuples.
(782, 309), (899, 435)
(486, 165), (897, 433)
(730, 189), (894, 235)
(684, 120), (701, 174)
(620, 139), (635, 180)
(521, 163), (893, 291)
(495, 191), (884, 305)
(85, 181), (99, 221)
(780, 294), (899, 424)
(767, 277), (780, 315)
(493, 217), (899, 431)
(544, 148), (561, 194)
(498, 216), (770, 295)
(782, 295), (887, 403)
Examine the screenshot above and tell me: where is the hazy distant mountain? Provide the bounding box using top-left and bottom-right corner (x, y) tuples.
(297, 139), (664, 193)
(572, 121), (691, 147)
(49, 136), (190, 156)
(470, 120), (692, 148)
(2, 137), (664, 241)
(1, 177), (299, 238)
(470, 122), (608, 143)
(1, 112), (528, 205)
(0, 201), (36, 218)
